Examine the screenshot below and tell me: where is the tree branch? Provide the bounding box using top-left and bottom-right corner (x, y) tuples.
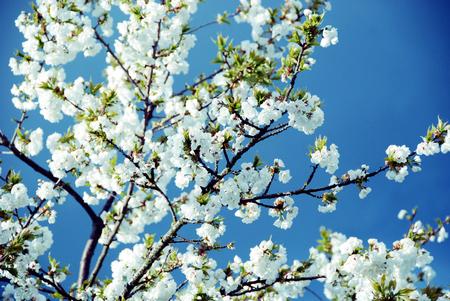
(77, 217), (104, 289)
(28, 269), (79, 301)
(241, 164), (390, 204)
(94, 29), (146, 99)
(0, 131), (98, 223)
(121, 219), (188, 298)
(224, 275), (325, 297)
(88, 183), (135, 287)
(173, 68), (224, 97)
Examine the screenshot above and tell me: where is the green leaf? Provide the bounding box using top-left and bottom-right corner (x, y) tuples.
(252, 155), (262, 168)
(145, 234), (155, 249)
(52, 292), (64, 300)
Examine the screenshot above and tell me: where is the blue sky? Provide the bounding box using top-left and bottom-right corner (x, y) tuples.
(1, 0), (449, 299)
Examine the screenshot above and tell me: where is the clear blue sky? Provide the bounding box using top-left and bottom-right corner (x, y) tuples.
(1, 1), (449, 299)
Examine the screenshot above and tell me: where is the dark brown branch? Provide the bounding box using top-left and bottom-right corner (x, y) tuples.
(225, 275), (325, 297)
(242, 165), (390, 204)
(193, 149), (219, 178)
(185, 11), (239, 35)
(28, 269), (79, 301)
(94, 29), (146, 99)
(283, 43), (307, 102)
(0, 131), (103, 286)
(145, 20), (161, 101)
(88, 183), (135, 286)
(235, 112), (264, 132)
(100, 192), (117, 215)
(10, 111), (28, 147)
(0, 131), (98, 223)
(77, 217), (104, 289)
(262, 172), (276, 196)
(150, 184), (178, 222)
(121, 219), (187, 298)
(303, 164), (319, 189)
(23, 198), (47, 229)
(173, 68), (224, 97)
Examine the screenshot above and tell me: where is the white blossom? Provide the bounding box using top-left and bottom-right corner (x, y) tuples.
(320, 26), (339, 48)
(311, 144), (340, 174)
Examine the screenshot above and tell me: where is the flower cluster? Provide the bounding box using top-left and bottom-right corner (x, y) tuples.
(416, 118), (450, 155)
(0, 181), (54, 301)
(14, 128), (43, 157)
(385, 145), (413, 182)
(268, 197), (299, 229)
(310, 136), (340, 174)
(310, 229), (449, 301)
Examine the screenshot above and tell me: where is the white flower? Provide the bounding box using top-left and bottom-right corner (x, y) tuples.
(46, 133), (61, 153)
(175, 170), (191, 189)
(287, 93), (324, 135)
(273, 158), (285, 168)
(441, 134), (450, 153)
(246, 239), (287, 283)
(311, 143), (340, 174)
(416, 141), (440, 156)
(339, 237), (362, 255)
(386, 145), (411, 164)
(268, 197), (298, 229)
(196, 222), (226, 245)
(437, 227), (448, 243)
(385, 145), (412, 182)
(15, 128), (44, 156)
(411, 155), (422, 172)
(36, 181), (57, 200)
(28, 128), (44, 156)
(397, 209), (408, 220)
(422, 266), (436, 284)
(320, 26), (338, 48)
(386, 165), (409, 183)
(0, 183), (31, 210)
(318, 202), (336, 213)
(278, 170), (292, 183)
(303, 9), (312, 18)
(235, 203), (261, 224)
(83, 192), (100, 206)
(358, 187), (372, 199)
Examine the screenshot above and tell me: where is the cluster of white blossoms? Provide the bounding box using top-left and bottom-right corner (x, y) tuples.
(339, 164), (373, 199)
(287, 93), (325, 135)
(14, 0), (101, 66)
(134, 228), (449, 300)
(246, 239), (288, 282)
(35, 180), (68, 224)
(385, 124), (450, 182)
(235, 0), (271, 41)
(416, 118), (450, 156)
(310, 230), (450, 301)
(13, 127), (43, 157)
(310, 140), (340, 174)
(36, 180), (67, 204)
(268, 197), (299, 229)
(0, 183), (31, 212)
(397, 208), (449, 245)
(385, 144), (413, 182)
(1, 0), (449, 300)
(174, 239), (315, 300)
(196, 221), (226, 245)
(0, 182), (54, 301)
